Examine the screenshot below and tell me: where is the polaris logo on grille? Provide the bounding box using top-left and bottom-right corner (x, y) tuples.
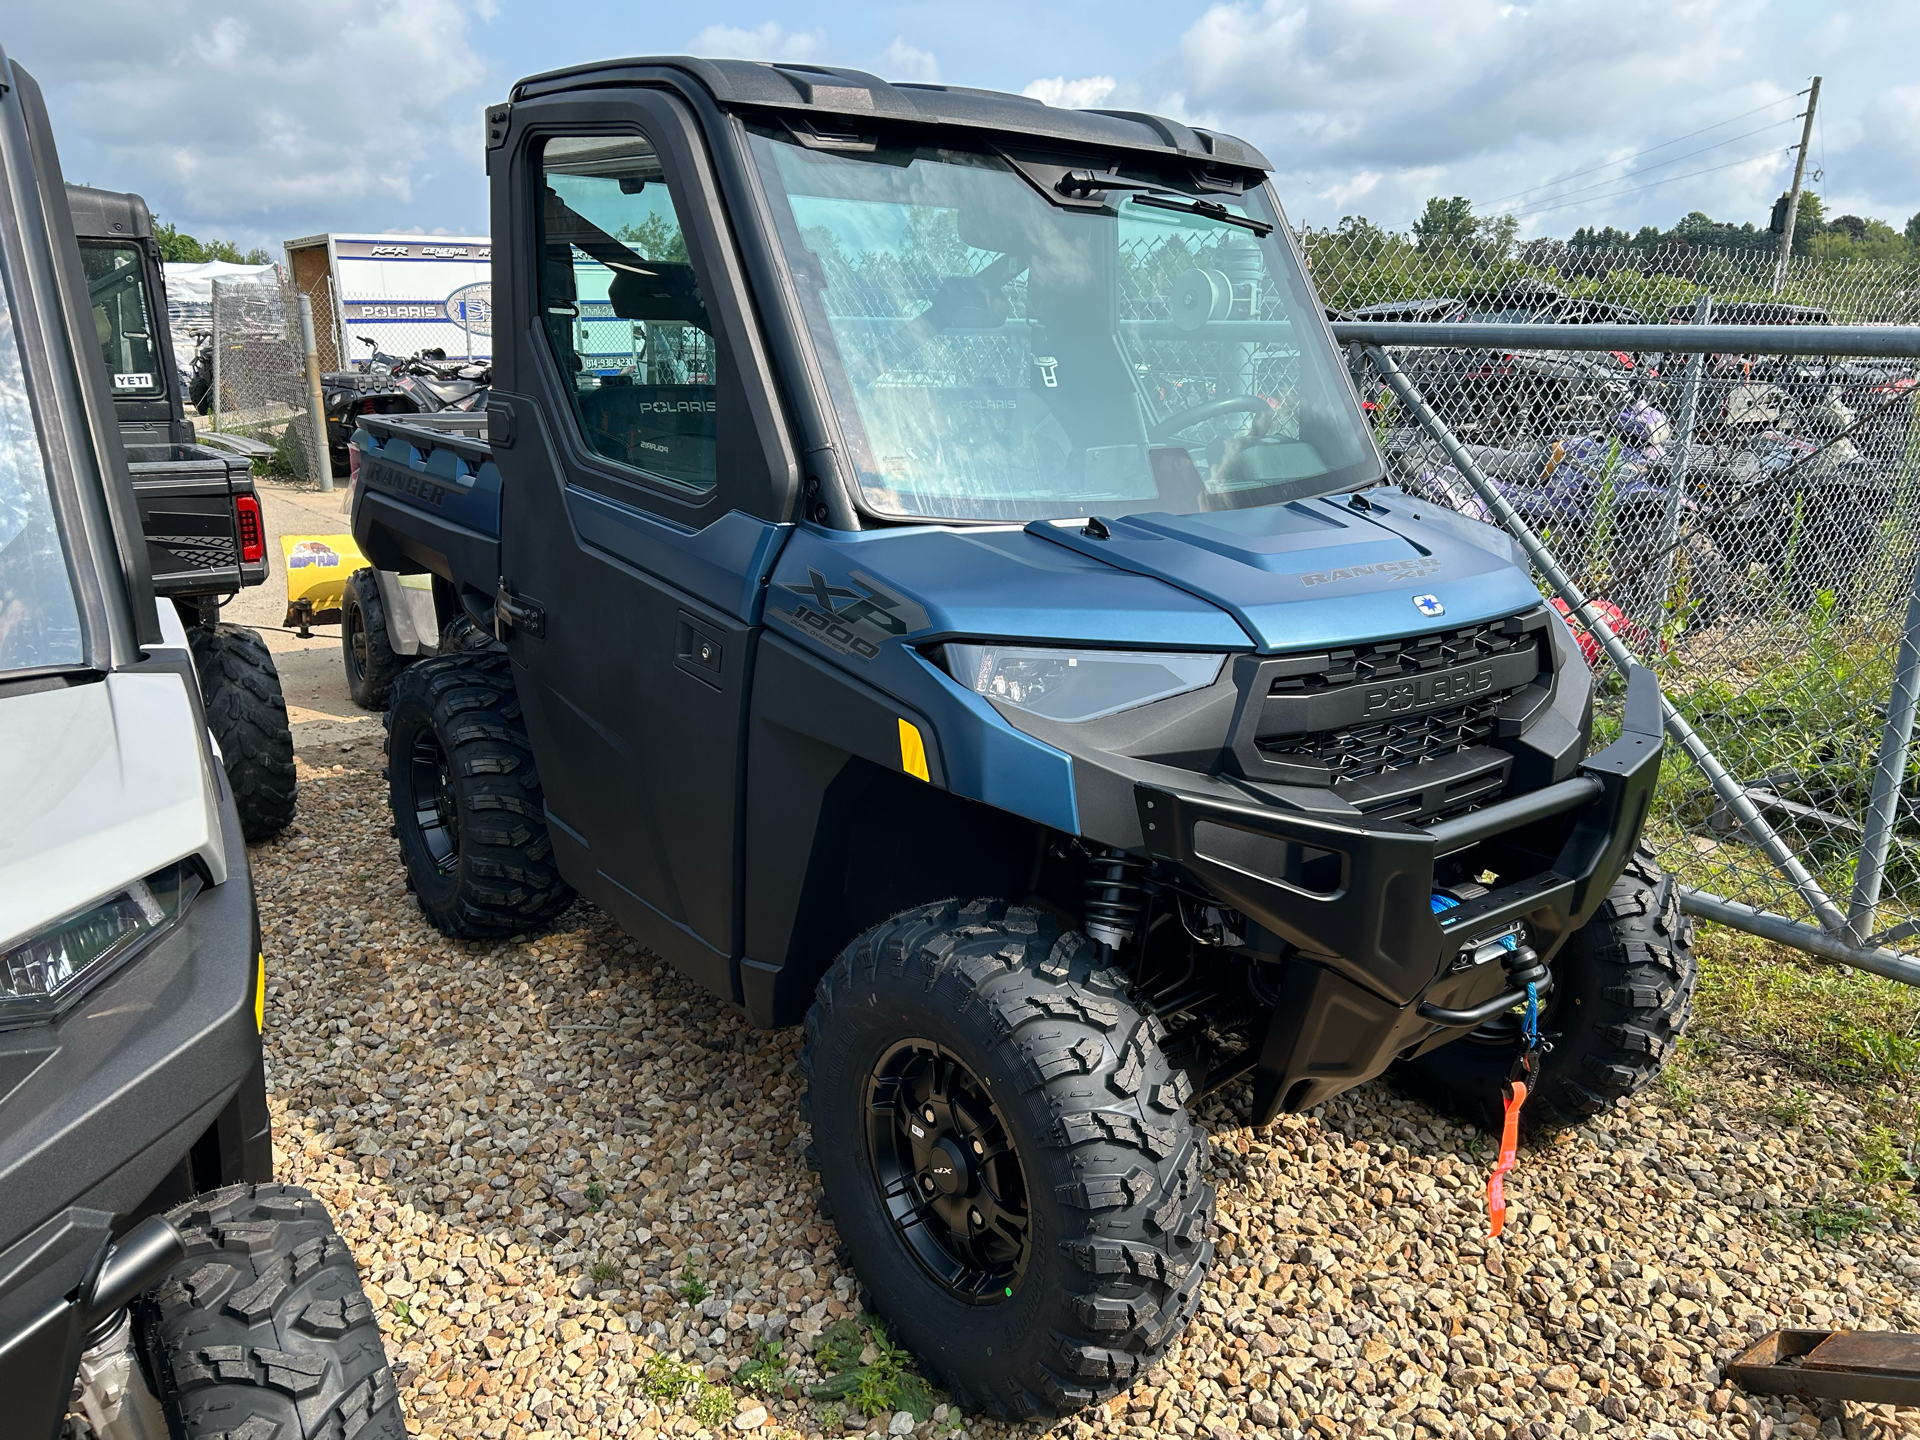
(1412, 593), (1446, 617)
(1364, 664), (1495, 716)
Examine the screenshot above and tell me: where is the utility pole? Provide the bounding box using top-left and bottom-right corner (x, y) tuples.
(1772, 75), (1821, 295)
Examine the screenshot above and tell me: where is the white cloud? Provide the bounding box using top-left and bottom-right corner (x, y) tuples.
(1317, 170), (1382, 211)
(13, 0), (490, 246)
(686, 21), (830, 64)
(873, 38), (938, 83)
(1123, 0), (1904, 232)
(1022, 75), (1118, 109)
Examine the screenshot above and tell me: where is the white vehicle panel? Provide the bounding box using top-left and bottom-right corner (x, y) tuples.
(0, 670), (224, 950)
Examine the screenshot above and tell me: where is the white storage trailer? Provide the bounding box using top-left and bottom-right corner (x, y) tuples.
(283, 232), (491, 371)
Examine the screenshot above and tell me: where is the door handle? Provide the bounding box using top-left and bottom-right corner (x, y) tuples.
(495, 581), (546, 640)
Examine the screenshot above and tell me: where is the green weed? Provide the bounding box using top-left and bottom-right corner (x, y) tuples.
(1857, 1125), (1918, 1189)
(738, 1340), (795, 1395)
(391, 1298), (420, 1330)
(1768, 1087), (1814, 1127)
(641, 1352), (704, 1404)
(677, 1273), (709, 1304)
(689, 1382), (736, 1428)
(1797, 1200), (1879, 1242)
(808, 1315), (938, 1421)
(585, 1180), (607, 1210)
(588, 1260), (619, 1283)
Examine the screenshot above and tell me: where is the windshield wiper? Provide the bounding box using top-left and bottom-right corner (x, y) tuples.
(1129, 193), (1272, 236)
(1055, 169), (1173, 198)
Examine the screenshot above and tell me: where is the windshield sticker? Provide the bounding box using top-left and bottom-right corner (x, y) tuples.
(772, 567), (930, 662)
(1301, 557), (1440, 588)
(113, 372), (155, 389)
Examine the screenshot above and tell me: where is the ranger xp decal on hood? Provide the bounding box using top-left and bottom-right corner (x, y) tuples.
(1301, 556), (1440, 588)
(773, 567), (931, 661)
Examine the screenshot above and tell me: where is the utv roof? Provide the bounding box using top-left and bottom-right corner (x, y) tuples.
(509, 57), (1271, 175)
(65, 183), (153, 242)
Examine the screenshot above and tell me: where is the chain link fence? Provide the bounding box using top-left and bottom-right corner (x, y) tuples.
(208, 272), (326, 484)
(1312, 254), (1920, 978)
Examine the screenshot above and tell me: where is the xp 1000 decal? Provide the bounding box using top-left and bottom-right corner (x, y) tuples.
(773, 568), (930, 662)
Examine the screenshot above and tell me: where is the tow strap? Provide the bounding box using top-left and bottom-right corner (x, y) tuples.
(1487, 981), (1544, 1239)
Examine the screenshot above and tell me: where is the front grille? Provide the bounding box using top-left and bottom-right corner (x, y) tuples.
(1267, 614), (1541, 693)
(1249, 607), (1552, 825)
(1259, 694), (1505, 781)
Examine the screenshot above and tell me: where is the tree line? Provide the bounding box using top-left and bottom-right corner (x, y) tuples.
(1383, 191), (1920, 265)
(153, 220), (270, 266)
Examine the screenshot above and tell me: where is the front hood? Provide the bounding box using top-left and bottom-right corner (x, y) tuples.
(0, 672), (223, 950)
(1027, 490), (1542, 651)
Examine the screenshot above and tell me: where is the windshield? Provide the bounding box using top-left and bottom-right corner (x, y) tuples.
(0, 239), (86, 673)
(748, 131), (1378, 523)
(77, 241), (164, 398)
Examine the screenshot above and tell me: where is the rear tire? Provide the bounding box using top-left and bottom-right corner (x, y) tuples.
(1392, 845), (1696, 1134)
(802, 900), (1213, 1421)
(141, 1182), (404, 1440)
(189, 623), (297, 842)
(384, 652), (574, 937)
(341, 568), (413, 710)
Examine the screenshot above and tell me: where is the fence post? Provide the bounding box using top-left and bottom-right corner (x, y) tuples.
(297, 295), (332, 493)
(1654, 294), (1712, 634)
(1365, 343), (1854, 936)
(1845, 552), (1920, 945)
(210, 279), (223, 434)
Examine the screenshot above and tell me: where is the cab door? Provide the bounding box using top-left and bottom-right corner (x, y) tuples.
(489, 91), (795, 999)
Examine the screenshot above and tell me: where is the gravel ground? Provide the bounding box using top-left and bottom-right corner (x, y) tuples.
(257, 736), (1920, 1440)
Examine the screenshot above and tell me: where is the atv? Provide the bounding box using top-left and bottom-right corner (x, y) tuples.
(350, 57), (1694, 1420)
(0, 47), (397, 1440)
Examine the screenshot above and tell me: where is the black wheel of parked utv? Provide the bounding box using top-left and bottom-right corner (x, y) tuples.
(141, 1182), (404, 1440)
(384, 651), (573, 937)
(341, 568), (414, 709)
(802, 900), (1214, 1421)
(1392, 845), (1696, 1135)
(189, 622), (297, 842)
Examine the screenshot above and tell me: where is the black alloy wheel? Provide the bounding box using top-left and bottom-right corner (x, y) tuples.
(383, 653), (573, 937)
(408, 730), (460, 874)
(867, 1040), (1029, 1303)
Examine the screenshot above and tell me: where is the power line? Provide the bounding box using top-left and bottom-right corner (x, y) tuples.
(1492, 116), (1798, 214)
(1484, 89), (1807, 205)
(1509, 147), (1793, 218)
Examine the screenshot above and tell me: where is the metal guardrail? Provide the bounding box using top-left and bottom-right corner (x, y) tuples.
(1344, 322), (1920, 987)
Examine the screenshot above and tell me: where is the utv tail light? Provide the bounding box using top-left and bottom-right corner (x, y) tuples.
(234, 494), (265, 564)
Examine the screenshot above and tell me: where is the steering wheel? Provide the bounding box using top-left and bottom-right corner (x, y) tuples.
(1148, 394), (1270, 442)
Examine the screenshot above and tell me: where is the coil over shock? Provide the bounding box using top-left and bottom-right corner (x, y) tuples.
(1083, 848), (1149, 951)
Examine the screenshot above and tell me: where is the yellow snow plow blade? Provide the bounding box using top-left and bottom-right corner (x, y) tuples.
(281, 533), (366, 629)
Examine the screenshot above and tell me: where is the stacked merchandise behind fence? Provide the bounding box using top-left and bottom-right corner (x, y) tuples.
(1300, 234), (1920, 978)
(208, 272), (326, 485)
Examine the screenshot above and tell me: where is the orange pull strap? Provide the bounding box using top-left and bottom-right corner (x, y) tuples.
(1487, 1080), (1527, 1239)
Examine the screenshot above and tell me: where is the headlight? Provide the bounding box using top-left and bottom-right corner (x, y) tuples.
(942, 644), (1226, 723)
(0, 863), (201, 1029)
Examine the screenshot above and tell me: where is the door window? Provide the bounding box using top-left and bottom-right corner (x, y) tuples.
(536, 135), (719, 495)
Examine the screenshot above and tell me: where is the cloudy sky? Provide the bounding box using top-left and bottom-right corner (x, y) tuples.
(10, 0), (1916, 252)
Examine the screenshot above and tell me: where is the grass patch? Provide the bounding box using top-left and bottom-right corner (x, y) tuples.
(1796, 1200), (1880, 1242)
(1690, 928), (1920, 1087)
(588, 1260), (619, 1283)
(640, 1352), (734, 1427)
(738, 1340), (795, 1395)
(808, 1315), (938, 1421)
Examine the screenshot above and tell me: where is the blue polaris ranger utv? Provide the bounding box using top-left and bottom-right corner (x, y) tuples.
(351, 58), (1693, 1420)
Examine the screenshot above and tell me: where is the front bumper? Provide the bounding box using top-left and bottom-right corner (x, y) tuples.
(0, 784), (268, 1420)
(1138, 665), (1665, 1122)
